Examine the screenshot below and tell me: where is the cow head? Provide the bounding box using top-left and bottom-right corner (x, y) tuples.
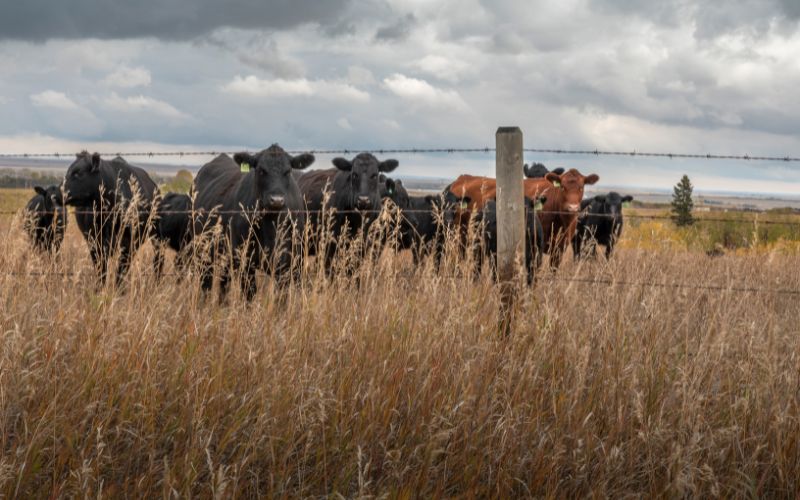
(523, 163), (565, 179)
(332, 153), (399, 211)
(545, 168), (599, 215)
(441, 190), (471, 228)
(63, 151), (103, 205)
(591, 192), (633, 223)
(34, 185), (65, 213)
(234, 144), (315, 211)
(381, 176), (410, 209)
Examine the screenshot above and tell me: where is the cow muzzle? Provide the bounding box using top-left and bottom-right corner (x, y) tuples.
(565, 203), (580, 213)
(356, 196), (372, 210)
(267, 195), (286, 210)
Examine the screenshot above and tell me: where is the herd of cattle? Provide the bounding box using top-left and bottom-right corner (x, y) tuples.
(21, 145), (633, 297)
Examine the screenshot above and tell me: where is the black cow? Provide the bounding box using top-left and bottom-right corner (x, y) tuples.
(297, 153), (398, 269)
(476, 197), (546, 284)
(523, 163), (564, 178)
(63, 152), (159, 284)
(403, 192), (468, 265)
(23, 185), (67, 253)
(153, 192), (194, 274)
(192, 145), (314, 299)
(573, 192), (633, 259)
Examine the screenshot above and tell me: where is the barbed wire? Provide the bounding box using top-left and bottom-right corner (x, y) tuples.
(5, 269), (800, 296)
(7, 209), (800, 226)
(1, 147), (799, 162)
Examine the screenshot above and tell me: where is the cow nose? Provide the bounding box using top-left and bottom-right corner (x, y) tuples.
(566, 203), (580, 213)
(357, 196), (372, 209)
(268, 195), (285, 210)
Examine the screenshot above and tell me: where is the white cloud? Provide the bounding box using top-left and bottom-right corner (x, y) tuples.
(102, 66), (152, 88)
(103, 93), (190, 120)
(383, 73), (468, 111)
(222, 75), (370, 102)
(414, 55), (473, 83)
(337, 117), (353, 130)
(30, 90), (79, 110)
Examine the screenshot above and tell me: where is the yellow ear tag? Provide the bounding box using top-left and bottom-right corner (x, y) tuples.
(534, 200), (543, 210)
(553, 181), (561, 187)
(460, 201), (469, 209)
(240, 162), (251, 173)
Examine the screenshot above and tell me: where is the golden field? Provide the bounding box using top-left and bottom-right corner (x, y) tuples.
(1, 188), (800, 497)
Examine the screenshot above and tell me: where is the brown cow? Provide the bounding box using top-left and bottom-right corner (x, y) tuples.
(446, 168), (599, 268)
(524, 168), (599, 268)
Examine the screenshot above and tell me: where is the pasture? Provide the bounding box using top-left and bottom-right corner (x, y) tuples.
(2, 186), (800, 497)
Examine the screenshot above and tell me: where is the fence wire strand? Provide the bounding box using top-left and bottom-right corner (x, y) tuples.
(1, 147), (799, 162)
(4, 270), (799, 296)
(6, 209), (800, 226)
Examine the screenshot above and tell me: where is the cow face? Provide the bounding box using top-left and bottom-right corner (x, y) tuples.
(34, 185), (65, 214)
(333, 153), (399, 211)
(234, 144), (315, 211)
(382, 177), (410, 209)
(545, 168), (599, 214)
(63, 152), (103, 205)
(594, 192), (633, 223)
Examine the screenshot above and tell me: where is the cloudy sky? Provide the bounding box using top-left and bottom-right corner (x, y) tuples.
(1, 0), (800, 194)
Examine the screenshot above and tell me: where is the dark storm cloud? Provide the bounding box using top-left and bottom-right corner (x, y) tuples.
(0, 0), (352, 41)
(374, 14), (416, 41)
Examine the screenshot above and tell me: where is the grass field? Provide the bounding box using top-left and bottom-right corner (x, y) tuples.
(2, 188), (800, 497)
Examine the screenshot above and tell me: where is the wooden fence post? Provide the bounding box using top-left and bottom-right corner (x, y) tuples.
(495, 127), (524, 337)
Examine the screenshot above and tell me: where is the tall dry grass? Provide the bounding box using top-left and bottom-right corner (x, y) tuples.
(1, 202), (800, 497)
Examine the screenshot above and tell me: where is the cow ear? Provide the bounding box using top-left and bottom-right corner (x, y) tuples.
(551, 167), (565, 176)
(622, 195), (634, 203)
(584, 174), (600, 185)
(545, 172), (561, 184)
(523, 164), (531, 177)
(91, 153), (101, 172)
(291, 153), (315, 170)
(378, 159), (399, 173)
(34, 186), (47, 196)
(332, 157), (352, 171)
(233, 152), (257, 168)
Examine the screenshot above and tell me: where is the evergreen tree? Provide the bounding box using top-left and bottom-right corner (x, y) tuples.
(671, 174), (694, 226)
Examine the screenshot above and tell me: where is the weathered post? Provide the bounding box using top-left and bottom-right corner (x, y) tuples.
(495, 127), (524, 337)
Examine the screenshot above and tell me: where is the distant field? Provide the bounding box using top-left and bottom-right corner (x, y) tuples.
(2, 186), (800, 496)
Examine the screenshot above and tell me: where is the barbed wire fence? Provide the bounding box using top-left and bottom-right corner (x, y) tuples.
(2, 143), (800, 298)
(1, 147), (800, 161)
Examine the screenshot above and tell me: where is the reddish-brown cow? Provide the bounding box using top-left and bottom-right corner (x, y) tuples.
(524, 168), (599, 268)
